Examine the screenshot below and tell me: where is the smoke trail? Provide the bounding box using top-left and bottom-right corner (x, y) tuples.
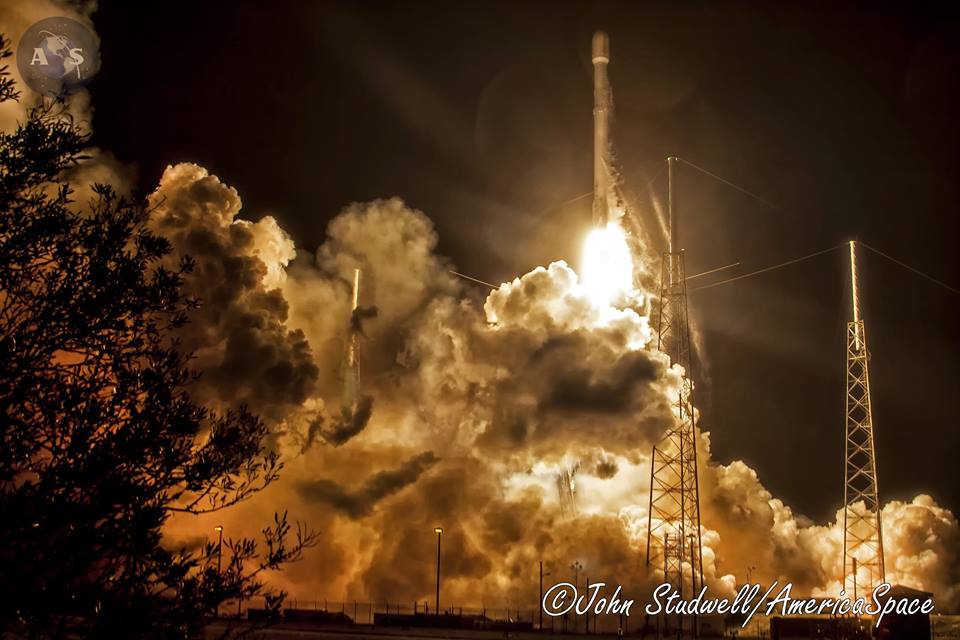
(296, 451), (439, 518)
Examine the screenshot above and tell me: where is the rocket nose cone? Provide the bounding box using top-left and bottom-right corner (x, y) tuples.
(592, 31), (610, 63)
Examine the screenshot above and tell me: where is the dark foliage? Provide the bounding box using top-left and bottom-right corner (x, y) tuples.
(0, 37), (316, 638)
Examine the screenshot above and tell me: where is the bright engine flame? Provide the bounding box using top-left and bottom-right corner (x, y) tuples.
(580, 222), (634, 305)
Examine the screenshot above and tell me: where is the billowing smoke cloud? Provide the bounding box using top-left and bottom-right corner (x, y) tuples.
(147, 163), (319, 422)
(704, 459), (960, 607)
(881, 495), (960, 605)
(133, 161), (960, 612)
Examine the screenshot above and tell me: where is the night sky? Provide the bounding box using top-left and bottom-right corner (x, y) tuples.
(90, 1), (960, 522)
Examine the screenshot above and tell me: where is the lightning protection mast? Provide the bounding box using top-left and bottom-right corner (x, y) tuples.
(842, 240), (885, 601)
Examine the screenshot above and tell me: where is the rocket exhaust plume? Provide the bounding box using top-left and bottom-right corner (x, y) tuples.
(592, 30), (612, 228)
(581, 222), (633, 305)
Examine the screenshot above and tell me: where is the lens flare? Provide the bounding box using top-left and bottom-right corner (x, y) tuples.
(580, 222), (634, 305)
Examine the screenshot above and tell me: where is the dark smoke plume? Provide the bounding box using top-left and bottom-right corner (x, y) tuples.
(296, 451), (439, 518)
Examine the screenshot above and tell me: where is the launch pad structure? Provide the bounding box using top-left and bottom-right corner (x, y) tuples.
(646, 157), (705, 616)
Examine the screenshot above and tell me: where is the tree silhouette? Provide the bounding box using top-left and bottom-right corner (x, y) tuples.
(0, 37), (316, 638)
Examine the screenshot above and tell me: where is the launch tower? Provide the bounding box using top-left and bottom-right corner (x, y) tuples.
(646, 157), (704, 624)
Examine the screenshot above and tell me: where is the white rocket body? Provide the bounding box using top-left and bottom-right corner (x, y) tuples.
(592, 31), (612, 228)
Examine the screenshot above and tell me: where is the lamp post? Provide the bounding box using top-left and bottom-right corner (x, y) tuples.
(688, 534), (699, 639)
(434, 527), (443, 616)
(585, 575), (590, 635)
(214, 525), (224, 618)
(568, 561), (582, 634)
(539, 562), (552, 630)
(746, 566), (758, 640)
(215, 525), (224, 573)
(570, 560), (583, 586)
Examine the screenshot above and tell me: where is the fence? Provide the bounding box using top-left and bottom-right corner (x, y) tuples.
(224, 600), (960, 638)
(233, 599), (639, 634)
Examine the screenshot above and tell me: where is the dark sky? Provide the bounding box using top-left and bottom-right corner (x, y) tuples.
(90, 1), (960, 522)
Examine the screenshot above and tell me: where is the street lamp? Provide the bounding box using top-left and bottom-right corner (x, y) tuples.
(570, 560), (583, 586)
(688, 534), (699, 639)
(570, 561), (583, 635)
(214, 525), (224, 618)
(214, 525), (224, 574)
(539, 562), (552, 630)
(434, 527), (443, 616)
(585, 574), (590, 635)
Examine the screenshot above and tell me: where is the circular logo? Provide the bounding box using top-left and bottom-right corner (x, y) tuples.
(17, 17), (100, 97)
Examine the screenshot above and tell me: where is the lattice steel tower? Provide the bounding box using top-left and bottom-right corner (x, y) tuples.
(647, 157), (704, 608)
(843, 240), (885, 599)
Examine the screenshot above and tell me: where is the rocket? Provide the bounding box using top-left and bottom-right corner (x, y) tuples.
(592, 30), (612, 228)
